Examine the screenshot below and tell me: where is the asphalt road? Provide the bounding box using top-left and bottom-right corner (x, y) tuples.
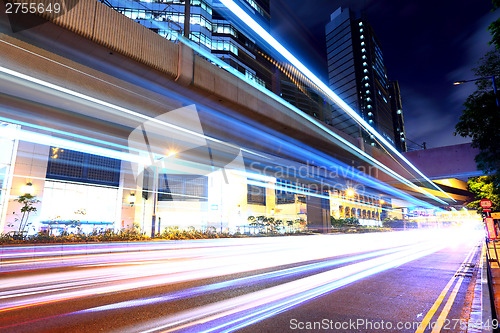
(0, 227), (483, 332)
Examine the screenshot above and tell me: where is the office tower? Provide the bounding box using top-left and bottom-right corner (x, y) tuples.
(104, 0), (273, 88)
(325, 7), (406, 149)
(389, 81), (407, 152)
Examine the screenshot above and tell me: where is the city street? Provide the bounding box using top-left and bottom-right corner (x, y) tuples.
(0, 228), (483, 332)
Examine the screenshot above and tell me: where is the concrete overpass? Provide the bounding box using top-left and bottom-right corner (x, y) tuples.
(0, 0), (474, 234)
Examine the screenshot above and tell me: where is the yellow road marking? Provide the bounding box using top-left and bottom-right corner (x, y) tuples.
(431, 277), (464, 332)
(415, 242), (479, 333)
(415, 277), (457, 333)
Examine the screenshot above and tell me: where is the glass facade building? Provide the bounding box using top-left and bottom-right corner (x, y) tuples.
(325, 7), (407, 152)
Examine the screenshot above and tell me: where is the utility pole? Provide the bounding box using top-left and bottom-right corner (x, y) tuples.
(184, 0), (190, 38)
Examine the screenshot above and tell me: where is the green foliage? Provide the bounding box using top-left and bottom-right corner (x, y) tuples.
(489, 0), (500, 48)
(382, 217), (418, 229)
(330, 216), (360, 227)
(455, 49), (500, 179)
(14, 194), (40, 233)
(466, 176), (500, 212)
(158, 226), (225, 240)
(0, 228), (150, 244)
(247, 216), (305, 234)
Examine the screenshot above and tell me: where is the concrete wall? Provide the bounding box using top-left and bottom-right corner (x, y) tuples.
(403, 143), (481, 180)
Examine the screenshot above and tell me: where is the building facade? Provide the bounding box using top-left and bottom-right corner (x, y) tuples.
(325, 7), (407, 152)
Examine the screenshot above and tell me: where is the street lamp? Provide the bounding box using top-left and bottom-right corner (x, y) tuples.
(21, 182), (35, 196)
(150, 151), (177, 238)
(453, 75), (499, 107)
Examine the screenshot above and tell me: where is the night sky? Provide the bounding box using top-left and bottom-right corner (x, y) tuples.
(269, 0), (498, 149)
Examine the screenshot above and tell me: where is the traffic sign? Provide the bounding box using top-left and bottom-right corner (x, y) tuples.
(486, 217), (497, 239)
(484, 208), (492, 212)
(480, 199), (493, 209)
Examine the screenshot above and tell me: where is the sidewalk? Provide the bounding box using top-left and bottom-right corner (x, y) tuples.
(481, 239), (500, 332)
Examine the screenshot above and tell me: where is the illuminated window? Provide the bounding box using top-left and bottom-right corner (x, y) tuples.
(365, 83), (369, 87)
(362, 55), (367, 60)
(159, 174), (208, 201)
(248, 184), (266, 205)
(276, 179), (295, 205)
(364, 69), (368, 73)
(368, 112), (373, 116)
(47, 147), (120, 186)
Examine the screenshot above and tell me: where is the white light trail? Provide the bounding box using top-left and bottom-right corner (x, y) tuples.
(218, 0), (454, 203)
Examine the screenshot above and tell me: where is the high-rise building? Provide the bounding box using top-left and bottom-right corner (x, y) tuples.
(104, 0), (272, 88)
(103, 0), (334, 124)
(325, 7), (407, 151)
(389, 81), (407, 152)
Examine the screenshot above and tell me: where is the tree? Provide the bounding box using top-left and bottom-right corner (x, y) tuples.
(455, 1), (500, 182)
(14, 194), (40, 234)
(488, 0), (500, 49)
(466, 176), (500, 212)
(455, 49), (500, 181)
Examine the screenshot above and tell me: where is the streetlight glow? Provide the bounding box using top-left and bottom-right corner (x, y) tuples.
(21, 182), (35, 196)
(453, 75), (499, 107)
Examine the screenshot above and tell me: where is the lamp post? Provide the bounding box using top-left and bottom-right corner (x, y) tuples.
(150, 151), (176, 238)
(453, 75), (499, 108)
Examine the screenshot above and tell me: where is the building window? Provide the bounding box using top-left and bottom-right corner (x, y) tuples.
(213, 23), (237, 37)
(275, 179), (295, 205)
(46, 147), (120, 186)
(158, 174), (208, 201)
(247, 184), (266, 205)
(213, 39), (239, 55)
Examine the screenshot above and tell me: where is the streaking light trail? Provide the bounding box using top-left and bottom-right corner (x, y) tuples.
(174, 36), (448, 206)
(217, 0), (454, 203)
(0, 228), (482, 332)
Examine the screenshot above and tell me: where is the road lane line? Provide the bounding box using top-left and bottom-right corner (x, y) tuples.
(415, 242), (479, 333)
(415, 277), (457, 333)
(431, 276), (465, 332)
